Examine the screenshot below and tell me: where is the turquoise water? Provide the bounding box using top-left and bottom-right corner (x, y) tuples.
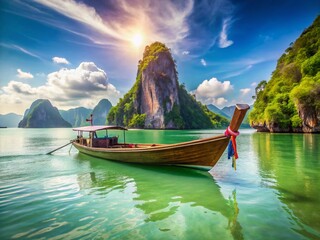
(0, 128), (319, 239)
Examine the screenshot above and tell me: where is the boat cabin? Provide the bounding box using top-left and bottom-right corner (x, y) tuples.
(73, 125), (128, 148)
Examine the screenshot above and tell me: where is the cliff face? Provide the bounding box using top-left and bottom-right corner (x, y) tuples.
(249, 15), (320, 133)
(140, 51), (180, 128)
(60, 107), (92, 127)
(92, 99), (112, 125)
(297, 103), (320, 133)
(18, 99), (71, 128)
(107, 42), (229, 129)
(60, 99), (112, 127)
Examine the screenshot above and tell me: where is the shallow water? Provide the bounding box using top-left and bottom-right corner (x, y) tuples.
(0, 128), (319, 239)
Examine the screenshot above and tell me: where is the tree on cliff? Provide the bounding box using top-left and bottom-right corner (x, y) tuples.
(249, 15), (320, 133)
(107, 42), (228, 129)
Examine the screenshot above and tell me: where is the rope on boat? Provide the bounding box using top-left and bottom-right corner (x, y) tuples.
(46, 140), (75, 155)
(224, 126), (240, 170)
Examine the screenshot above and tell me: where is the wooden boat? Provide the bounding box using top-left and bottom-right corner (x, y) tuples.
(72, 104), (249, 167)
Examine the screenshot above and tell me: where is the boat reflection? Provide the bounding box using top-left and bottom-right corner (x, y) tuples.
(75, 153), (243, 239)
(253, 133), (320, 238)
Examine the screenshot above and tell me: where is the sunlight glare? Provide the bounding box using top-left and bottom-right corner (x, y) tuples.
(131, 33), (143, 48)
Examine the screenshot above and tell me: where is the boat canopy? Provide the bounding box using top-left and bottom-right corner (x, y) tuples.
(72, 125), (128, 132)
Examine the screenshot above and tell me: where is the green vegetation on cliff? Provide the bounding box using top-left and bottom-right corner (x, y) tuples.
(249, 16), (320, 132)
(107, 42), (229, 129)
(107, 79), (140, 127)
(178, 85), (228, 128)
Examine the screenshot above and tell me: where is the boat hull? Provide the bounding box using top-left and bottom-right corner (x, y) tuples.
(73, 135), (230, 167)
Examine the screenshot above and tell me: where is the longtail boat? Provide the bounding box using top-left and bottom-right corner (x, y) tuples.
(72, 104), (249, 168)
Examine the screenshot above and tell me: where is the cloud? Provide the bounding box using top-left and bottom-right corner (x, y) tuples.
(17, 69), (34, 79)
(0, 62), (120, 112)
(33, 0), (194, 50)
(194, 77), (233, 106)
(219, 18), (233, 48)
(240, 88), (251, 95)
(3, 81), (36, 95)
(182, 51), (190, 55)
(0, 43), (42, 60)
(52, 57), (70, 64)
(200, 58), (207, 66)
(223, 65), (252, 78)
(251, 82), (257, 87)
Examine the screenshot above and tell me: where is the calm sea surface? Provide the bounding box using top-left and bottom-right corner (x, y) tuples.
(0, 128), (319, 239)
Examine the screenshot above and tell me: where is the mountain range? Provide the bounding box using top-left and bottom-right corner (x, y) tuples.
(0, 113), (23, 128)
(207, 104), (252, 127)
(16, 98), (112, 128)
(207, 104), (233, 119)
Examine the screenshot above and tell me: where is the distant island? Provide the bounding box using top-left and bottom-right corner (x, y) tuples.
(60, 99), (112, 127)
(18, 98), (112, 128)
(92, 99), (112, 125)
(18, 99), (72, 128)
(249, 15), (320, 133)
(0, 113), (22, 128)
(107, 42), (229, 129)
(207, 104), (252, 128)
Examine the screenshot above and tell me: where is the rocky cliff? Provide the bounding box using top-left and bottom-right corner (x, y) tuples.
(18, 99), (71, 128)
(249, 15), (320, 133)
(92, 99), (112, 125)
(60, 99), (112, 127)
(60, 107), (92, 127)
(107, 42), (229, 129)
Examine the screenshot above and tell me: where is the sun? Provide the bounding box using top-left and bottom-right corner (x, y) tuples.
(131, 33), (143, 48)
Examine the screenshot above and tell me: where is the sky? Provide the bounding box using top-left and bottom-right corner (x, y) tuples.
(0, 0), (319, 115)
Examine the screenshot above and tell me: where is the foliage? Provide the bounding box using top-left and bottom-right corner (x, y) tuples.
(290, 73), (320, 108)
(164, 103), (184, 129)
(178, 85), (229, 129)
(301, 51), (320, 76)
(249, 15), (320, 131)
(139, 42), (171, 71)
(255, 80), (267, 96)
(128, 114), (146, 128)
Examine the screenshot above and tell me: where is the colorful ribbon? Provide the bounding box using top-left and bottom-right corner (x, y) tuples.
(224, 126), (240, 170)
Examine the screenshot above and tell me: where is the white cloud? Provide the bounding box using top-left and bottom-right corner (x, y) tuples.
(240, 88), (251, 95)
(211, 97), (228, 106)
(3, 81), (36, 95)
(0, 62), (120, 113)
(219, 18), (233, 48)
(223, 65), (252, 79)
(52, 56), (70, 64)
(182, 51), (190, 55)
(251, 82), (257, 87)
(0, 43), (42, 60)
(200, 59), (207, 66)
(194, 77), (233, 106)
(33, 0), (194, 50)
(17, 69), (34, 79)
